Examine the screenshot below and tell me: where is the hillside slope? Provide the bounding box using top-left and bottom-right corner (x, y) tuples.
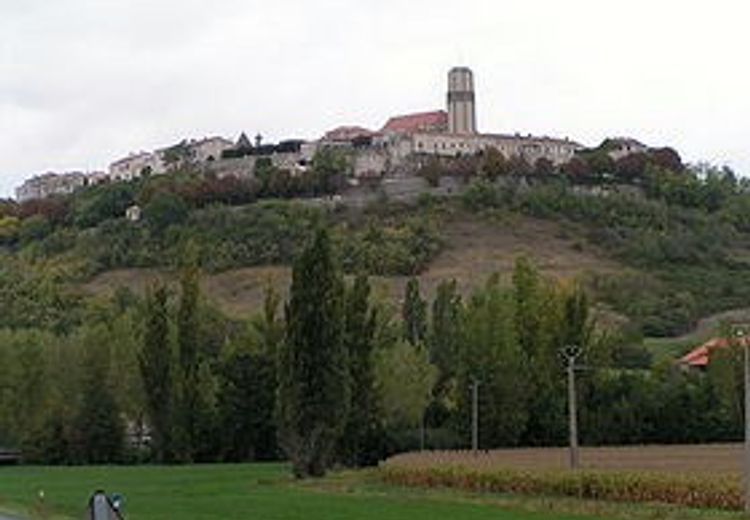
(80, 214), (623, 318)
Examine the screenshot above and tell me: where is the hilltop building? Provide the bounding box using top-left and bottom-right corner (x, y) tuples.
(323, 66), (583, 172)
(15, 171), (105, 202)
(604, 137), (649, 161)
(14, 66), (657, 201)
(108, 136), (233, 181)
(381, 110), (448, 135)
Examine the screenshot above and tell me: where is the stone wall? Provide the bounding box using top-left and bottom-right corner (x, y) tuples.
(342, 175), (468, 209)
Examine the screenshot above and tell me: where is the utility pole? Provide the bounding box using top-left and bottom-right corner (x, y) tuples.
(471, 378), (480, 456)
(734, 326), (750, 513)
(561, 344), (582, 470)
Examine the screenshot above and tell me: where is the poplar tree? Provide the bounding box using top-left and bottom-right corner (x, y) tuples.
(512, 257), (566, 445)
(139, 284), (173, 462)
(457, 274), (529, 447)
(427, 279), (463, 430)
(175, 258), (200, 461)
(429, 279), (463, 390)
(339, 273), (380, 466)
(402, 277), (427, 346)
(277, 227), (349, 478)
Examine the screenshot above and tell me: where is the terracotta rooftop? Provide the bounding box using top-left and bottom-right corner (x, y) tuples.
(381, 110), (448, 133)
(679, 336), (749, 367)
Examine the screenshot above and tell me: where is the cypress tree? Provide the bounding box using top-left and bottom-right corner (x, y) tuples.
(277, 226), (348, 478)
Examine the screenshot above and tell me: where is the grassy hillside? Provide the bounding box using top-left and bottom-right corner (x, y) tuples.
(79, 213), (622, 319)
(4, 164), (750, 347)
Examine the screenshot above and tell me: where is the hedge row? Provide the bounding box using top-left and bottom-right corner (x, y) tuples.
(379, 465), (740, 510)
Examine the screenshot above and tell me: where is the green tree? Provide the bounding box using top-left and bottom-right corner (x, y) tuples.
(277, 226), (349, 478)
(402, 277), (427, 345)
(310, 148), (349, 195)
(512, 257), (566, 445)
(457, 275), (529, 447)
(74, 328), (125, 463)
(219, 348), (276, 461)
(174, 255), (201, 461)
(74, 182), (135, 228)
(429, 279), (463, 383)
(339, 273), (381, 466)
(427, 279), (463, 428)
(218, 284), (282, 461)
(143, 191), (189, 234)
(138, 283), (173, 462)
(479, 147), (508, 180)
(375, 339), (437, 429)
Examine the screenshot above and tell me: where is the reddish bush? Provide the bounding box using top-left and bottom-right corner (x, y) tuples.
(17, 196), (70, 224)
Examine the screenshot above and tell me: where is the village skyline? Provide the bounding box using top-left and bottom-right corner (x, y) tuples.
(2, 0), (749, 197)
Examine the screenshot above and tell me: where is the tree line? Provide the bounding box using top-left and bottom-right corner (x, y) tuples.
(0, 225), (745, 473)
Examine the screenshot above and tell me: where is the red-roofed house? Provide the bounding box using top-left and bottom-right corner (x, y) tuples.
(678, 336), (747, 367)
(381, 110), (448, 134)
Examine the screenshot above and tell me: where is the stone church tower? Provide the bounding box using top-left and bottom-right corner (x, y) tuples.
(447, 67), (477, 135)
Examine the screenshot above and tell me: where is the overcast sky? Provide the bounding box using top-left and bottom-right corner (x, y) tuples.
(1, 0), (748, 197)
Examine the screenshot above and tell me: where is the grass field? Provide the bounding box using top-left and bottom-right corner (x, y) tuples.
(0, 463), (603, 520)
(2, 453), (748, 520)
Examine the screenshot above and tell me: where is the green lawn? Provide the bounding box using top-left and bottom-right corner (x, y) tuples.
(0, 463), (598, 520)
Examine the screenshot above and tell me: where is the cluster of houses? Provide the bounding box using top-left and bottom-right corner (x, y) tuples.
(14, 67), (650, 202)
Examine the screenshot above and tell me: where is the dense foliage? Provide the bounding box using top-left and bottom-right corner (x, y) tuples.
(3, 144), (750, 468)
(460, 163), (750, 336)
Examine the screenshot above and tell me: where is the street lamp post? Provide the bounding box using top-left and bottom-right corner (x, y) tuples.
(561, 344), (582, 470)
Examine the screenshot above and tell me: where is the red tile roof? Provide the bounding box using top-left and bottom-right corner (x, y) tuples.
(381, 110), (448, 134)
(679, 336), (748, 367)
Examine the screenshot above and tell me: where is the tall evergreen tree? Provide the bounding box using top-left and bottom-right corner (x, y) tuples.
(402, 277), (427, 346)
(277, 227), (349, 478)
(339, 273), (381, 466)
(138, 284), (173, 462)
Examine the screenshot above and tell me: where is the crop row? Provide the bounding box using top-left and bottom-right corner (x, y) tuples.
(379, 465), (741, 510)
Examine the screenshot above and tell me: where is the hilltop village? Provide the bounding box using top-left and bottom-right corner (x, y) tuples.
(15, 67), (650, 202)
